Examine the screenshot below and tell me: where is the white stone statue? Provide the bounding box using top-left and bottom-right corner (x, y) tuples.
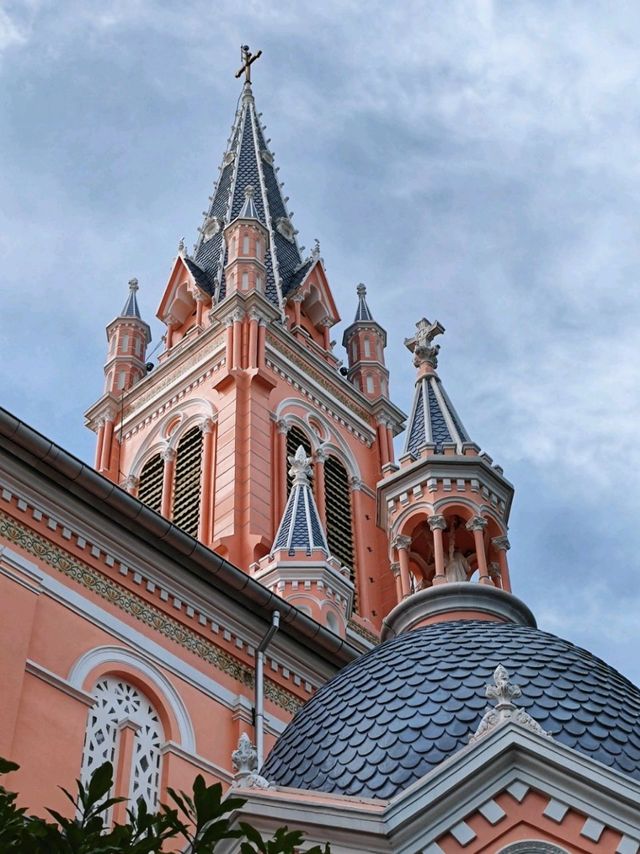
(445, 539), (470, 583)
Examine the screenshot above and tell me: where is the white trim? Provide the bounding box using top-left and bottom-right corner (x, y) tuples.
(1, 547), (287, 737)
(25, 660), (95, 706)
(69, 646), (196, 753)
(161, 741), (233, 784)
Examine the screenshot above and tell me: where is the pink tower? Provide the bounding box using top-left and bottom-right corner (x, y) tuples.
(85, 72), (405, 643)
(379, 316), (516, 634)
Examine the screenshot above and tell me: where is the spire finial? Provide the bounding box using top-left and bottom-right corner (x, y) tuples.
(405, 317), (445, 371)
(177, 237), (185, 254)
(235, 44), (262, 85)
(244, 184), (254, 199)
(469, 664), (552, 744)
(357, 282), (366, 297)
(128, 277), (139, 293)
(288, 445), (312, 486)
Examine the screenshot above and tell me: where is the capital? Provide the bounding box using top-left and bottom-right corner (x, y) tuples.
(489, 561), (501, 578)
(122, 474), (139, 492)
(276, 419), (289, 435)
(491, 535), (511, 551)
(466, 516), (487, 533)
(393, 534), (412, 552)
(314, 447), (328, 463)
(161, 446), (177, 463)
(232, 307), (245, 323)
(349, 475), (363, 491)
(193, 288), (208, 303)
(390, 561), (400, 578)
(248, 307), (261, 323)
(319, 315), (333, 328)
(427, 514), (447, 532)
(202, 417), (216, 435)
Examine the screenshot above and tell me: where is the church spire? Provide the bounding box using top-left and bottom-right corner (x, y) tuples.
(342, 284), (390, 402)
(403, 318), (470, 455)
(272, 446), (329, 555)
(191, 48), (305, 307)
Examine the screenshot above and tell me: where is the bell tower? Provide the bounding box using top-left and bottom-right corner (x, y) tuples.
(84, 49), (405, 643)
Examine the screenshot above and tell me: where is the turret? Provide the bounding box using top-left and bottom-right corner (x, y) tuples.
(342, 284), (389, 401)
(103, 278), (151, 396)
(223, 185), (270, 298)
(251, 446), (354, 637)
(378, 317), (523, 635)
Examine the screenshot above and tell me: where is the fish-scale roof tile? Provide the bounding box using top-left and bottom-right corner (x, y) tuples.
(263, 621), (640, 799)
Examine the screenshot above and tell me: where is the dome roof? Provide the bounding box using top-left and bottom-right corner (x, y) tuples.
(263, 621), (640, 799)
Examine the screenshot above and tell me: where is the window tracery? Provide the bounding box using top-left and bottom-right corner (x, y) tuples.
(80, 678), (163, 811)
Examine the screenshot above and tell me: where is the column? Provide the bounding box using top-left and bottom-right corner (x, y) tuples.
(232, 308), (244, 370)
(100, 415), (115, 473)
(94, 418), (105, 469)
(428, 514), (447, 585)
(377, 422), (390, 467)
(166, 319), (178, 350)
(247, 309), (259, 369)
(320, 316), (331, 350)
(393, 534), (413, 598)
(314, 447), (327, 526)
(194, 291), (207, 327)
(467, 516), (490, 584)
(123, 475), (139, 497)
(275, 420), (289, 522)
(384, 422), (396, 464)
(161, 447), (176, 519)
(292, 294), (303, 327)
(198, 418), (216, 544)
(350, 477), (371, 616)
(224, 317), (234, 369)
(491, 535), (512, 592)
(390, 562), (402, 604)
(257, 319), (267, 368)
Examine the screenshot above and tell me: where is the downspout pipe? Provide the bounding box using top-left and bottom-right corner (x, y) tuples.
(255, 609), (280, 768)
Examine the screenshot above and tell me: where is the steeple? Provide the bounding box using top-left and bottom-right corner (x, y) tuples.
(378, 316), (521, 635)
(342, 284), (390, 401)
(103, 278), (151, 398)
(403, 318), (470, 454)
(189, 66), (306, 308)
(272, 446), (329, 555)
(252, 447), (354, 637)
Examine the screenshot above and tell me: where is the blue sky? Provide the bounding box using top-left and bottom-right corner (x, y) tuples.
(2, 1), (640, 683)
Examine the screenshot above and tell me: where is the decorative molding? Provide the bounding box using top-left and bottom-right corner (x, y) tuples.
(231, 733), (273, 789)
(25, 659), (95, 707)
(470, 664), (552, 745)
(0, 510), (303, 715)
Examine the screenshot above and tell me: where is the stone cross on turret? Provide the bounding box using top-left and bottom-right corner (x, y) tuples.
(405, 317), (445, 371)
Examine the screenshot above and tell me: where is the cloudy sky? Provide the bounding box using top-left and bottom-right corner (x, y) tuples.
(2, 1), (640, 682)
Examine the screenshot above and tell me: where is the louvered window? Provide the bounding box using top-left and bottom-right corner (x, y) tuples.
(286, 426), (312, 496)
(137, 454), (163, 513)
(324, 455), (354, 577)
(172, 427), (203, 537)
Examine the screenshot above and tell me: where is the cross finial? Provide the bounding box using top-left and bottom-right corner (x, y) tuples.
(235, 44), (262, 84)
(357, 283), (367, 297)
(128, 277), (139, 293)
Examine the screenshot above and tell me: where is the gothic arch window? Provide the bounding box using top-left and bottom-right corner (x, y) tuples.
(286, 425), (313, 496)
(324, 454), (354, 578)
(137, 453), (164, 513)
(80, 677), (163, 811)
(172, 426), (203, 537)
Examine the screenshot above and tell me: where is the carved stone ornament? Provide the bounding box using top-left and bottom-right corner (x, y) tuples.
(466, 515), (488, 533)
(427, 515), (447, 532)
(469, 664), (552, 745)
(231, 733), (273, 789)
(404, 317), (445, 370)
(276, 216), (295, 243)
(393, 534), (412, 552)
(491, 535), (511, 552)
(288, 445), (312, 486)
(202, 216), (223, 241)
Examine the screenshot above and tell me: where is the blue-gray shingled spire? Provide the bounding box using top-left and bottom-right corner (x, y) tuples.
(354, 282), (374, 322)
(120, 278), (142, 318)
(272, 446), (329, 556)
(404, 318), (471, 455)
(192, 81), (306, 305)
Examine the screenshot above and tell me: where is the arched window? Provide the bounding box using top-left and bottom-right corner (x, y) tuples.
(324, 455), (354, 577)
(172, 427), (203, 537)
(80, 678), (163, 812)
(137, 454), (164, 513)
(286, 425), (313, 496)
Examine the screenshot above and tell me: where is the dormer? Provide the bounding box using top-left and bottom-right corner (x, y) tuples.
(285, 255), (340, 351)
(156, 250), (212, 352)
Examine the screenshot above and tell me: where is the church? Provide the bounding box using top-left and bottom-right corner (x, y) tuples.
(1, 48), (640, 853)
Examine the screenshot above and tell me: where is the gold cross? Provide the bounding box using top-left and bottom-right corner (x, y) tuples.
(235, 44), (262, 84)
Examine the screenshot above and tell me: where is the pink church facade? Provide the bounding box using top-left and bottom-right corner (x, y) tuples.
(2, 50), (640, 854)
